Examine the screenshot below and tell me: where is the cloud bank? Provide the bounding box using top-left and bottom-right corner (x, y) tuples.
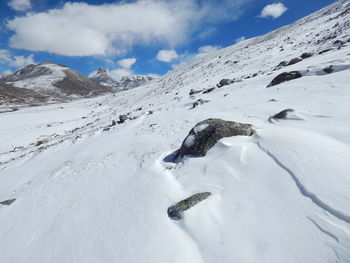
(6, 0), (250, 57)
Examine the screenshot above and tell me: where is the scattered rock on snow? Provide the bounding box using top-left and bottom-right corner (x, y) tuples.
(267, 71), (302, 87)
(287, 57), (303, 66)
(217, 79), (234, 88)
(178, 118), (254, 157)
(300, 52), (314, 59)
(319, 48), (333, 55)
(167, 192), (211, 220)
(189, 89), (204, 95)
(117, 114), (133, 124)
(203, 87), (216, 94)
(269, 108), (295, 121)
(0, 199), (16, 206)
(190, 99), (209, 109)
(323, 65), (334, 74)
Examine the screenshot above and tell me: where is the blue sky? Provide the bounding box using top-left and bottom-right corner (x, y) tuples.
(0, 0), (337, 80)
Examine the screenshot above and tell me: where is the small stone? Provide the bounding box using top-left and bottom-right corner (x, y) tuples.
(0, 198), (16, 206)
(323, 65), (334, 74)
(270, 108), (295, 120)
(167, 192), (211, 220)
(203, 87), (215, 94)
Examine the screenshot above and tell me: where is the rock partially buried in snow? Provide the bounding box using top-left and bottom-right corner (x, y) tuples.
(0, 198), (16, 206)
(269, 108), (295, 121)
(267, 71), (302, 87)
(167, 192), (211, 220)
(178, 118), (254, 157)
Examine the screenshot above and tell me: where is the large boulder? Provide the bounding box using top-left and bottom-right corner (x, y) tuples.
(178, 118), (254, 157)
(267, 71), (302, 87)
(167, 192), (211, 220)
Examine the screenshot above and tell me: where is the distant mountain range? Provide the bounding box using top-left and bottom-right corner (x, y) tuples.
(89, 68), (154, 90)
(0, 63), (153, 106)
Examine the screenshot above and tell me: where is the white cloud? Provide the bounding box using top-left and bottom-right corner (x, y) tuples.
(6, 0), (251, 57)
(8, 0), (31, 11)
(235, 36), (246, 43)
(1, 70), (13, 77)
(118, 58), (136, 69)
(0, 49), (35, 68)
(109, 68), (133, 81)
(156, 49), (179, 62)
(260, 3), (287, 19)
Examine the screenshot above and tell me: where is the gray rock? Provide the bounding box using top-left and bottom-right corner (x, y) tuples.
(168, 192), (211, 220)
(269, 108), (295, 120)
(267, 71), (302, 87)
(189, 89), (204, 95)
(178, 118), (254, 157)
(287, 57), (303, 66)
(0, 198), (16, 206)
(190, 99), (209, 109)
(203, 87), (216, 94)
(301, 52), (314, 59)
(323, 65), (334, 74)
(117, 114), (132, 124)
(217, 79), (234, 88)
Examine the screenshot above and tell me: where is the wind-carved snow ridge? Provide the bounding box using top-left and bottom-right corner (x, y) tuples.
(256, 141), (350, 224)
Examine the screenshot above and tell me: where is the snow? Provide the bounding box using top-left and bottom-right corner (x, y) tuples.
(8, 63), (67, 93)
(1, 1), (350, 262)
(193, 124), (209, 133)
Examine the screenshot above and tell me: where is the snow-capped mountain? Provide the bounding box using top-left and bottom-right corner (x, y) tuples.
(1, 62), (111, 100)
(1, 1), (350, 263)
(119, 75), (154, 89)
(89, 68), (154, 89)
(89, 68), (119, 88)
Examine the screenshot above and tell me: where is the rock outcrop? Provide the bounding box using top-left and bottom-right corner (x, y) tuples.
(178, 119), (254, 157)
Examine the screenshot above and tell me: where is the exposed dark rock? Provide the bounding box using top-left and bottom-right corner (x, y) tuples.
(270, 108), (295, 120)
(189, 89), (204, 95)
(203, 87), (216, 94)
(287, 57), (303, 66)
(0, 198), (16, 206)
(117, 114), (133, 124)
(267, 71), (302, 87)
(178, 118), (254, 157)
(167, 192), (211, 220)
(319, 48), (333, 55)
(333, 40), (345, 46)
(301, 52), (314, 59)
(276, 61), (288, 69)
(217, 79), (234, 88)
(323, 65), (334, 74)
(190, 99), (209, 109)
(268, 99), (277, 102)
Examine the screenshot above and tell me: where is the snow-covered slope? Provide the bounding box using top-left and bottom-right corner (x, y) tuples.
(0, 1), (350, 263)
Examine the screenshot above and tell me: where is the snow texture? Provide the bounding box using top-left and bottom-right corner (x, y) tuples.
(1, 1), (350, 262)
